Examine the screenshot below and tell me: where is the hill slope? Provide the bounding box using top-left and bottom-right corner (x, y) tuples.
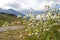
(0, 12), (20, 27)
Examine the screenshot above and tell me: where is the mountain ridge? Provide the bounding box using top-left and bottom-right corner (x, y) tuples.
(0, 8), (25, 17)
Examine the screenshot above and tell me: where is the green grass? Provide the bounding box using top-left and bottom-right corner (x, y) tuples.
(0, 13), (21, 27)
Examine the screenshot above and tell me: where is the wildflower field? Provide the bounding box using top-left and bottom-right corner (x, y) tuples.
(0, 6), (60, 40)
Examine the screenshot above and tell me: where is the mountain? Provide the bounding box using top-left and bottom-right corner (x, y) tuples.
(0, 8), (44, 18)
(0, 8), (25, 17)
(19, 9), (44, 15)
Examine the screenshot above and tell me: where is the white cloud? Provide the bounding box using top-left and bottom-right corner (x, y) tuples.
(34, 1), (54, 10)
(0, 0), (16, 9)
(0, 0), (58, 10)
(16, 0), (37, 9)
(16, 0), (54, 10)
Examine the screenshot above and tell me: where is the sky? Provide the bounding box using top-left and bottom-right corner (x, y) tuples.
(0, 0), (60, 10)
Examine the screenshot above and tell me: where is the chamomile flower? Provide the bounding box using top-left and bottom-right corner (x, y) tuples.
(35, 32), (38, 35)
(19, 35), (23, 38)
(28, 34), (32, 36)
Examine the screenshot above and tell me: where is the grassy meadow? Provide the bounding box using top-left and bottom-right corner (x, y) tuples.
(0, 6), (60, 40)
